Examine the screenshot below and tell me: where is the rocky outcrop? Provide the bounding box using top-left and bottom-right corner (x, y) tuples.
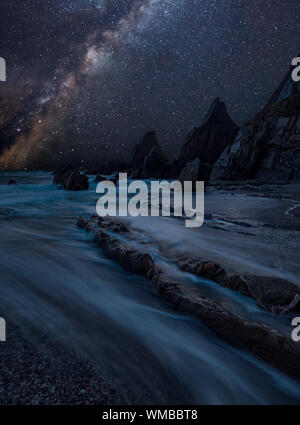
(77, 215), (300, 381)
(78, 216), (154, 277)
(97, 216), (130, 233)
(178, 158), (211, 187)
(129, 104), (239, 182)
(53, 166), (89, 191)
(177, 258), (300, 315)
(152, 272), (300, 381)
(129, 131), (171, 179)
(53, 165), (75, 182)
(177, 158), (211, 191)
(131, 131), (162, 165)
(178, 159), (200, 182)
(210, 68), (300, 182)
(177, 98), (239, 183)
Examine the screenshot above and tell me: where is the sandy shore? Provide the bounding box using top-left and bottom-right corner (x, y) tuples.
(0, 319), (120, 405)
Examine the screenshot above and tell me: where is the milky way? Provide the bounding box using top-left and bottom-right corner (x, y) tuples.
(0, 0), (299, 169)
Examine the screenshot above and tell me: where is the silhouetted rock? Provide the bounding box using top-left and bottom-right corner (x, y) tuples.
(210, 68), (300, 182)
(53, 166), (89, 191)
(129, 131), (171, 179)
(131, 146), (169, 179)
(131, 131), (162, 165)
(8, 179), (17, 185)
(178, 158), (200, 182)
(53, 165), (76, 184)
(177, 98), (239, 182)
(64, 172), (89, 191)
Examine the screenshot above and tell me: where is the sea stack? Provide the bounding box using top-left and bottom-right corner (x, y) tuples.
(177, 97), (239, 183)
(210, 68), (300, 183)
(129, 131), (170, 179)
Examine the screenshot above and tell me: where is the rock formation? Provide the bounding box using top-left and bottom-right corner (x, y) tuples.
(178, 158), (211, 188)
(177, 98), (239, 183)
(77, 215), (300, 381)
(129, 131), (171, 179)
(177, 258), (300, 315)
(53, 166), (89, 191)
(210, 68), (300, 182)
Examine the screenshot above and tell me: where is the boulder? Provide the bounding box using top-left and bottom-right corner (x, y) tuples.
(53, 166), (89, 191)
(53, 165), (76, 184)
(210, 67), (300, 183)
(239, 275), (300, 315)
(63, 171), (89, 191)
(8, 179), (17, 185)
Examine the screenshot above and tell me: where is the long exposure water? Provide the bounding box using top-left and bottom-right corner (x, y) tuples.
(0, 171), (300, 404)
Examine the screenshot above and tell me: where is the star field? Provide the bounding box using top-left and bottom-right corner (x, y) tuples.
(0, 0), (299, 169)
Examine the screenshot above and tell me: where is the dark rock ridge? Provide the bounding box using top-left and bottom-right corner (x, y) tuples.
(131, 131), (164, 165)
(77, 215), (300, 381)
(177, 258), (300, 315)
(129, 131), (172, 179)
(210, 68), (300, 182)
(177, 98), (239, 183)
(53, 166), (89, 191)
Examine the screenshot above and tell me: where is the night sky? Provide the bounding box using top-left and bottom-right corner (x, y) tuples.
(0, 0), (299, 169)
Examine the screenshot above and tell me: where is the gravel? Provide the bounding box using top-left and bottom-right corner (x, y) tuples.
(0, 320), (120, 405)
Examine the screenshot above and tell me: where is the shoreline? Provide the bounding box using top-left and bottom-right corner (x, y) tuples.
(1, 172), (300, 404)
